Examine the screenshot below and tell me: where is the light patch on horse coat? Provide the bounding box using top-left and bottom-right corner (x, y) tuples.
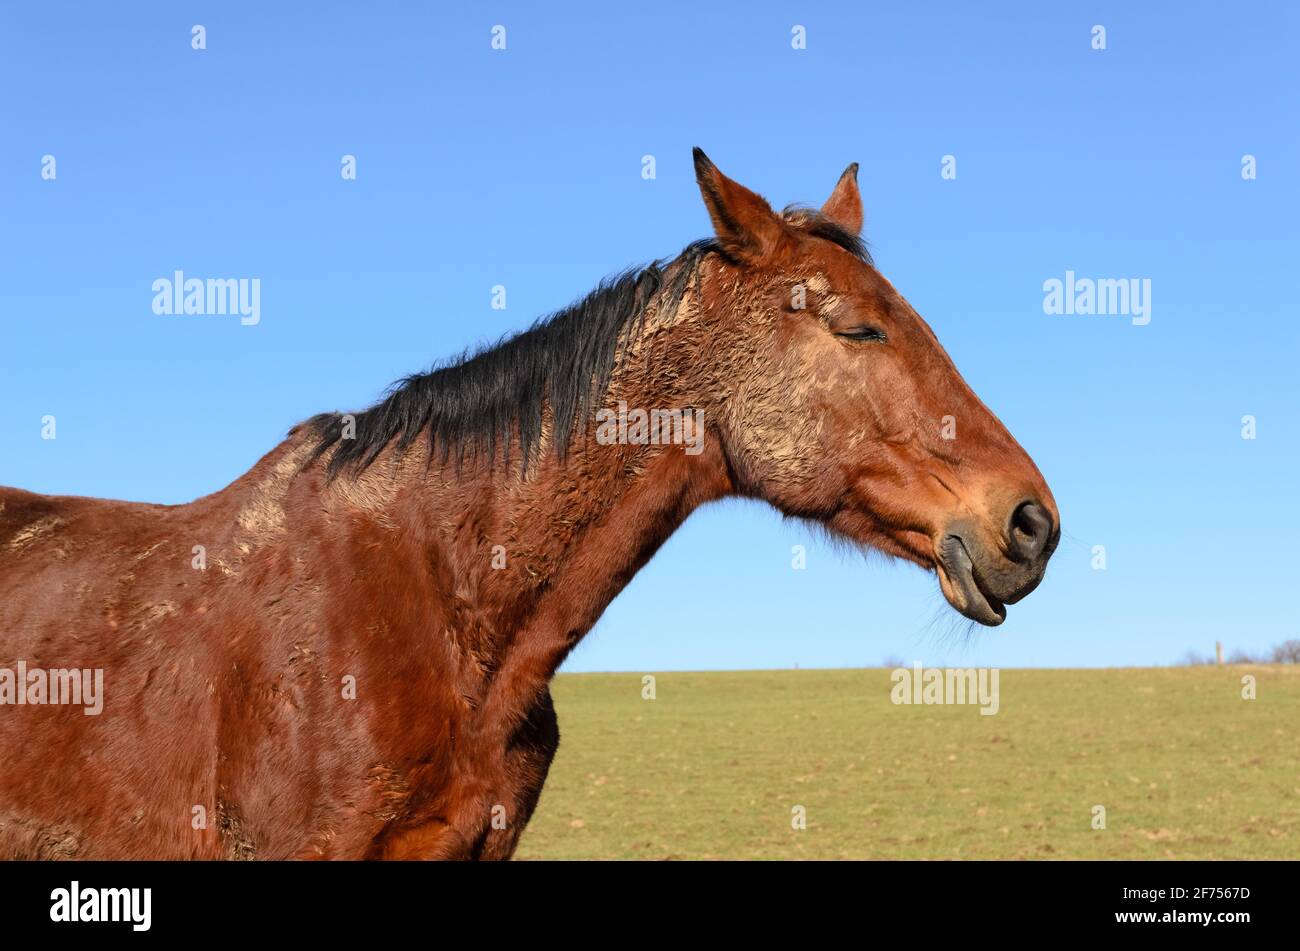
(132, 542), (166, 563)
(236, 444), (312, 545)
(7, 516), (64, 552)
(804, 272), (831, 295)
(323, 451), (422, 530)
(129, 600), (178, 634)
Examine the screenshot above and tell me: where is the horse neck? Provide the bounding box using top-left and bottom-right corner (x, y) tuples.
(479, 284), (732, 625)
(413, 275), (734, 681)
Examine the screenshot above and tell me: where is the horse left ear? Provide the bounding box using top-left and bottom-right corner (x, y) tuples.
(821, 163), (863, 234)
(693, 147), (786, 261)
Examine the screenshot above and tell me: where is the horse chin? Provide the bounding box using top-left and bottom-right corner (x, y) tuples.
(813, 509), (1007, 626)
(936, 535), (1007, 627)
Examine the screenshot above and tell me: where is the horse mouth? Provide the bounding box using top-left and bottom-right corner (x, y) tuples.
(936, 535), (1007, 626)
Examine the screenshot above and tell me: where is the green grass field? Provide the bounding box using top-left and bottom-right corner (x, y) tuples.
(516, 667), (1300, 859)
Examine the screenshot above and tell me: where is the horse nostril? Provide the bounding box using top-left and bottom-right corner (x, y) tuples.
(1008, 500), (1053, 562)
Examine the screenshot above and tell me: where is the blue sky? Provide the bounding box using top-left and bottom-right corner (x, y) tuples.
(2, 2), (1296, 671)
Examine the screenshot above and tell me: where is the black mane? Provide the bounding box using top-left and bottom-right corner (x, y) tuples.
(308, 211), (870, 478)
(307, 240), (715, 477)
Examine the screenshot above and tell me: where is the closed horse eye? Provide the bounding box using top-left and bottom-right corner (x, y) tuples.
(836, 326), (887, 343)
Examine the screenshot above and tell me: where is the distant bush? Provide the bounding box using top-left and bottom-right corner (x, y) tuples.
(1181, 640), (1300, 665)
(1270, 640), (1300, 664)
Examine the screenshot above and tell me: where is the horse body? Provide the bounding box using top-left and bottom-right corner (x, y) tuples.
(0, 447), (462, 859)
(0, 151), (1058, 859)
(0, 395), (731, 859)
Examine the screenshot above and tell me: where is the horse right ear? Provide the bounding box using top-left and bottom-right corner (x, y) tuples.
(692, 148), (785, 261)
(821, 162), (864, 234)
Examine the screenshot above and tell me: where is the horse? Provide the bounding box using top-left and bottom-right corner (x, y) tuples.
(0, 149), (1058, 859)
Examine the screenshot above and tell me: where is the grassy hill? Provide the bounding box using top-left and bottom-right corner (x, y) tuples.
(516, 666), (1300, 859)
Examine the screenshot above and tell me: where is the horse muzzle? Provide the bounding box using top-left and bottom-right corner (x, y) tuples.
(935, 499), (1059, 626)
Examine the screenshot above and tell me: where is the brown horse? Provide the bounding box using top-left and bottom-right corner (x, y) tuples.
(0, 150), (1057, 860)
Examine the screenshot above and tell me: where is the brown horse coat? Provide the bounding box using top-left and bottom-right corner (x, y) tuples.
(0, 151), (1057, 859)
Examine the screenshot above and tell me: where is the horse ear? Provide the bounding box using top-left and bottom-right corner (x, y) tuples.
(692, 147), (784, 260)
(821, 162), (863, 234)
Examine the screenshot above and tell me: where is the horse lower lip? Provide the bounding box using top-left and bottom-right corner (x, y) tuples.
(969, 576), (1006, 623)
(941, 536), (1006, 625)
